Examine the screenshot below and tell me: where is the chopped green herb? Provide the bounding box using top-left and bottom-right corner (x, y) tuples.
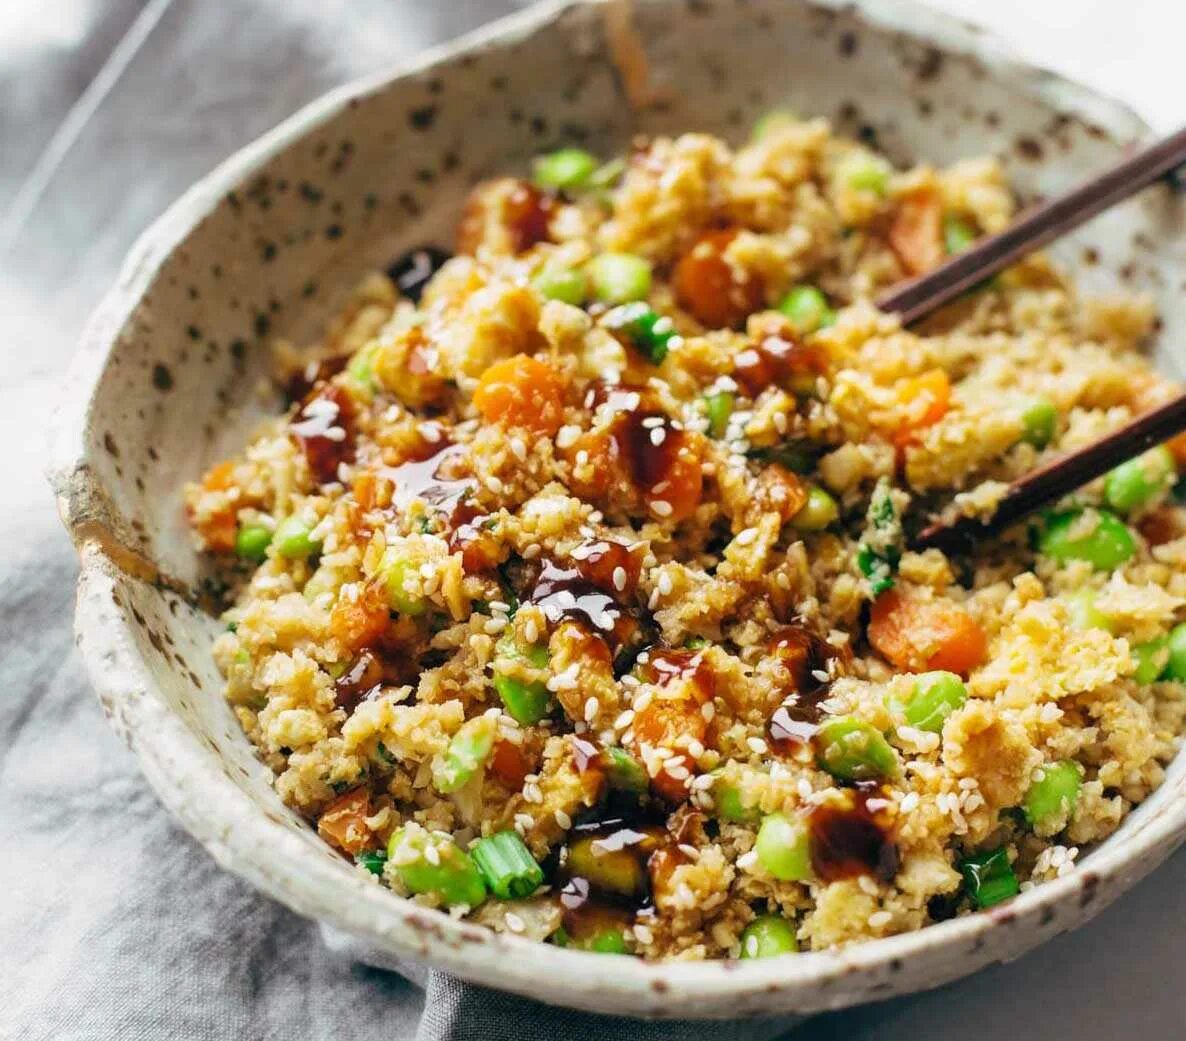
(602, 302), (677, 364)
(959, 848), (1019, 909)
(471, 830), (544, 899)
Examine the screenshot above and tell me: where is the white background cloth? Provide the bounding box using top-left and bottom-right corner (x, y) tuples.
(3, 1), (1185, 1038)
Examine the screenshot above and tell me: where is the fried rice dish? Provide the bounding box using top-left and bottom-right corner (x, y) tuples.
(186, 114), (1186, 959)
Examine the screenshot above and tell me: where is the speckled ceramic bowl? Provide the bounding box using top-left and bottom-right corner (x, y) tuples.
(50, 0), (1186, 1020)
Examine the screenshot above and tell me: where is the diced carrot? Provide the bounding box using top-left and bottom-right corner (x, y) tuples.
(192, 460), (240, 551)
(317, 788), (372, 855)
(646, 445), (703, 523)
(203, 460), (237, 491)
(674, 228), (765, 329)
(330, 579), (390, 652)
(892, 368), (950, 449)
(490, 739), (531, 790)
(888, 189), (945, 276)
(631, 696), (708, 802)
(867, 589), (987, 676)
(754, 463), (809, 524)
(473, 354), (566, 435)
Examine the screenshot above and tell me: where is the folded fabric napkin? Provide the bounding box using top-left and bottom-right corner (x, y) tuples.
(321, 927), (806, 1041)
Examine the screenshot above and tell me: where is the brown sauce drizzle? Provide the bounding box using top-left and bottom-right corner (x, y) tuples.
(732, 324), (827, 398)
(504, 181), (554, 253)
(571, 538), (642, 598)
(766, 626), (841, 759)
(583, 382), (701, 517)
(284, 356), (348, 403)
(378, 438), (474, 524)
(528, 559), (626, 643)
(807, 785), (900, 883)
(557, 795), (673, 937)
(291, 383), (356, 484)
(639, 647), (715, 704)
(333, 651), (383, 714)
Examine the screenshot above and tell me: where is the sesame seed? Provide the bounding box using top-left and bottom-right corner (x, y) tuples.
(423, 843), (441, 866)
(747, 736), (768, 755)
(505, 912), (526, 933)
(614, 709), (635, 729)
(612, 566), (627, 591)
(524, 619), (539, 643)
(735, 527), (758, 546)
(651, 500), (673, 518)
(650, 428), (666, 446)
(657, 573), (674, 596)
(510, 437), (527, 461)
(584, 697), (599, 723)
(700, 702), (715, 722)
(554, 809), (573, 830)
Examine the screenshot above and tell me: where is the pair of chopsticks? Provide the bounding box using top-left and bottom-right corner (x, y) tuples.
(873, 126), (1186, 553)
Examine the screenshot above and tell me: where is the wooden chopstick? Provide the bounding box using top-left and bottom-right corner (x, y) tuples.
(877, 125), (1186, 325)
(912, 392), (1186, 553)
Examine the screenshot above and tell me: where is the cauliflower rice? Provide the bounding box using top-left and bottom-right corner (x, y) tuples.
(186, 116), (1186, 959)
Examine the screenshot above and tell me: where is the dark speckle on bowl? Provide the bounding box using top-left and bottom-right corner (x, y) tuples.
(151, 363), (173, 391)
(409, 104), (437, 130)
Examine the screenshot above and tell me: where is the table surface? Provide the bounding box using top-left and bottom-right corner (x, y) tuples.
(3, 1), (1184, 1037)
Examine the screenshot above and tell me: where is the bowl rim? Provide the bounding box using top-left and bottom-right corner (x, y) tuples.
(50, 0), (1186, 1018)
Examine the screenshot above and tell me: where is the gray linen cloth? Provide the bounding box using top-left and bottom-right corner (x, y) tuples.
(6, 1), (1186, 1039)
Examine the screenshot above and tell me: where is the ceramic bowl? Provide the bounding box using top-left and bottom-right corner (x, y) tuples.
(50, 0), (1186, 1019)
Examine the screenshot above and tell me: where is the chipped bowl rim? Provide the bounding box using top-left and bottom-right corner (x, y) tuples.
(50, 0), (1186, 1019)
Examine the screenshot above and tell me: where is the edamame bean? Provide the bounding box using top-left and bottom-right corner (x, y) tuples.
(755, 813), (813, 881)
(274, 515), (321, 560)
(1104, 445), (1175, 514)
(1038, 509), (1136, 571)
(815, 717), (899, 782)
(235, 523), (272, 561)
(587, 252), (652, 304)
(778, 285), (836, 333)
(895, 671), (967, 733)
(532, 148), (599, 192)
(1023, 760), (1083, 834)
(386, 825), (487, 908)
(739, 914), (798, 957)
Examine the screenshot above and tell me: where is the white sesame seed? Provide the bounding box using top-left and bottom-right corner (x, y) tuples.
(554, 809), (573, 830)
(484, 617), (508, 635)
(510, 437), (527, 461)
(487, 475), (504, 494)
(700, 702), (715, 722)
(657, 573), (674, 596)
(505, 912), (526, 933)
(747, 736), (768, 755)
(612, 566), (627, 591)
(735, 527), (757, 546)
(651, 500), (673, 518)
(614, 709), (635, 729)
(650, 427), (666, 446)
(423, 843), (441, 866)
(584, 697), (599, 723)
(524, 619), (539, 644)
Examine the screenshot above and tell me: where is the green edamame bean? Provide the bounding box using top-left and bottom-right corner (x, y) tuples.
(815, 717), (899, 782)
(754, 813), (813, 882)
(739, 914), (798, 957)
(1038, 509), (1136, 571)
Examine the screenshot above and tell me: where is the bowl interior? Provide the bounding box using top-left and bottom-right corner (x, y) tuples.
(56, 0), (1186, 1018)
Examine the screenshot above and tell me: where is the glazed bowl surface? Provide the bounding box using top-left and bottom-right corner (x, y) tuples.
(51, 0), (1186, 1019)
